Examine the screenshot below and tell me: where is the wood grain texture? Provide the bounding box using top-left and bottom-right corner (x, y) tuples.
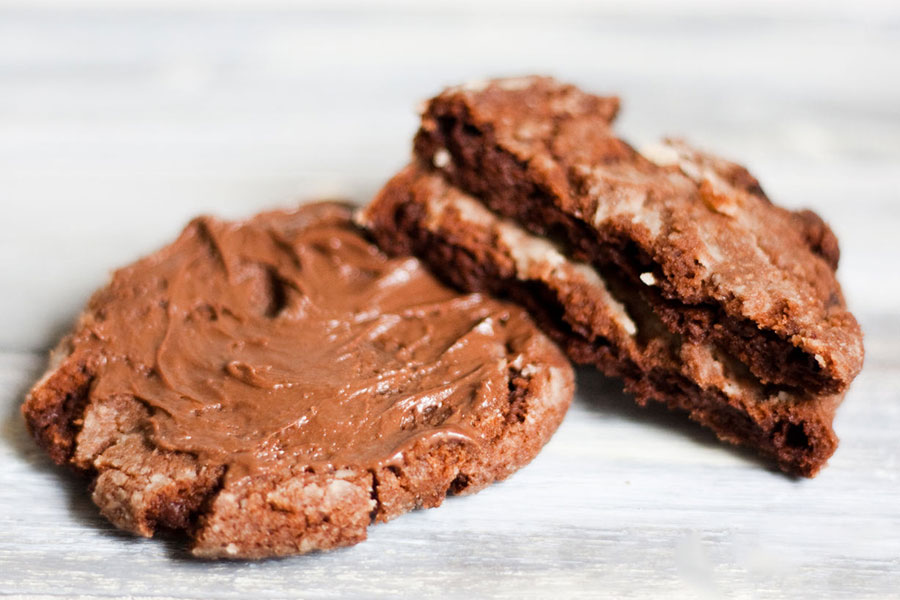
(1, 2), (899, 598)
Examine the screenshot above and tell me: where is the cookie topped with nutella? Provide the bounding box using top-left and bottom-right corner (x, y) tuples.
(23, 201), (573, 558)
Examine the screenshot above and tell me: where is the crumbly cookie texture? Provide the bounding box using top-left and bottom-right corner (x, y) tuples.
(413, 76), (863, 397)
(23, 202), (573, 559)
(361, 165), (845, 476)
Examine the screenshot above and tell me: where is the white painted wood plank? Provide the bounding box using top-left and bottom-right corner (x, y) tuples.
(2, 348), (898, 599)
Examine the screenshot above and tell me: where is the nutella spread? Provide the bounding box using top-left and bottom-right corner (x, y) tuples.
(75, 203), (537, 484)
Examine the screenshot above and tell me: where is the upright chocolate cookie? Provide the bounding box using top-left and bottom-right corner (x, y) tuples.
(414, 76), (863, 396)
(363, 76), (864, 476)
(23, 202), (573, 558)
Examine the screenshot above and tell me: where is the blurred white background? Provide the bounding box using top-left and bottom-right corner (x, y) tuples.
(2, 0), (899, 351)
(1, 2), (898, 598)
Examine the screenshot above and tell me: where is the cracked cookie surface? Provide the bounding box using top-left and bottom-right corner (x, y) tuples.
(413, 76), (863, 397)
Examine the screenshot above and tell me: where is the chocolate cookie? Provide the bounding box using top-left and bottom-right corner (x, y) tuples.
(23, 202), (574, 558)
(413, 76), (862, 396)
(362, 76), (864, 476)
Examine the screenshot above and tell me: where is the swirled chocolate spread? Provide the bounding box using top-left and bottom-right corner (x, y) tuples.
(65, 202), (547, 476)
(24, 201), (573, 557)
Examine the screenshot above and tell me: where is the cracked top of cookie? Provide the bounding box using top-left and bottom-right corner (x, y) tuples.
(414, 76), (864, 394)
(27, 201), (556, 485)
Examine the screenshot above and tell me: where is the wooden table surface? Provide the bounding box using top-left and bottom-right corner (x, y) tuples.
(2, 2), (899, 598)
